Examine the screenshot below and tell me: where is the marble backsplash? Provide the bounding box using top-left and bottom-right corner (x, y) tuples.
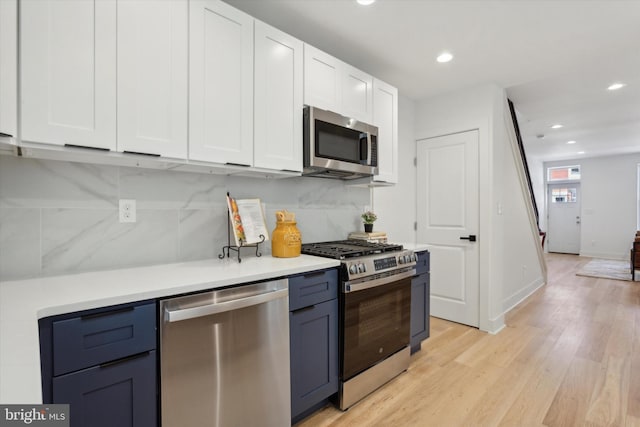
(0, 156), (370, 281)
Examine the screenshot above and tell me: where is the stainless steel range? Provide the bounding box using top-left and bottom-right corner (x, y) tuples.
(301, 240), (416, 410)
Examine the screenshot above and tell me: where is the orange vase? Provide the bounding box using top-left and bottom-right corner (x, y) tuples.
(272, 221), (301, 258)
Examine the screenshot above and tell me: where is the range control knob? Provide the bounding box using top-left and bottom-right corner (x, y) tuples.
(398, 256), (405, 265)
(349, 264), (358, 275)
(358, 263), (366, 273)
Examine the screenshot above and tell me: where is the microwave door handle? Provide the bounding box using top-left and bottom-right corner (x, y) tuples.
(360, 133), (371, 165)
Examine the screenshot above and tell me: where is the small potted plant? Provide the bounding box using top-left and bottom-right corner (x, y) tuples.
(361, 211), (377, 233)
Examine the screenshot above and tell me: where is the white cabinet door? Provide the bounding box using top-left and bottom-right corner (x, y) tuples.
(303, 44), (342, 112)
(189, 0), (253, 165)
(254, 21), (303, 172)
(372, 79), (398, 184)
(117, 0), (188, 159)
(342, 64), (373, 124)
(21, 0), (117, 150)
(0, 0), (17, 138)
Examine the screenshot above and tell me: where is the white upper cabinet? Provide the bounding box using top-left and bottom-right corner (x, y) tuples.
(303, 44), (342, 113)
(304, 44), (373, 124)
(0, 0), (17, 138)
(117, 0), (188, 159)
(342, 63), (373, 124)
(254, 21), (303, 172)
(21, 0), (117, 150)
(372, 78), (398, 184)
(189, 0), (253, 166)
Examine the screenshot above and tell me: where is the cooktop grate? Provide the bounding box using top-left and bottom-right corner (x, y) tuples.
(301, 240), (403, 260)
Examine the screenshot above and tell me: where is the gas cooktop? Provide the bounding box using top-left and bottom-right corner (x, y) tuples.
(301, 240), (403, 260)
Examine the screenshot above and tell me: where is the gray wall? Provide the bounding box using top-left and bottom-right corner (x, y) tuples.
(0, 155), (369, 280)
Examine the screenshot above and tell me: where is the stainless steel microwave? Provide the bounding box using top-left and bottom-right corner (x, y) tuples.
(303, 106), (378, 179)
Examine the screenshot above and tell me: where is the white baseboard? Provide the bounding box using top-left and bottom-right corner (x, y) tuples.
(485, 276), (547, 335)
(502, 277), (545, 313)
(578, 251), (627, 261)
(487, 315), (506, 335)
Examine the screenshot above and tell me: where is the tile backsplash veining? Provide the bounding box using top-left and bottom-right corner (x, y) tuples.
(0, 156), (370, 280)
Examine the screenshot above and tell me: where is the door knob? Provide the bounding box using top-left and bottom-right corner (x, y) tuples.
(460, 235), (477, 242)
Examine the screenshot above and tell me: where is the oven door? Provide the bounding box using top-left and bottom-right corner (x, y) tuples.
(342, 274), (411, 381)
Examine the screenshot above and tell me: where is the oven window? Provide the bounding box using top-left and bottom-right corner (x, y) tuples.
(342, 277), (411, 380)
(315, 120), (365, 163)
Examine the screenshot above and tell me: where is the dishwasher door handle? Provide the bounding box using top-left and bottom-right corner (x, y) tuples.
(165, 287), (288, 322)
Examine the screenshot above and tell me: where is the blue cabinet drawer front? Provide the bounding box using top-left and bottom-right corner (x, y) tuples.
(415, 250), (430, 275)
(289, 269), (338, 311)
(52, 350), (157, 427)
(52, 303), (156, 376)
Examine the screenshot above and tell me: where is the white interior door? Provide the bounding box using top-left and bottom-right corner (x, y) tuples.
(417, 130), (479, 328)
(547, 183), (581, 254)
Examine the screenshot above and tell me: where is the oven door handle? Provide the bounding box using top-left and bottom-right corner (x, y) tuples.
(344, 269), (416, 293)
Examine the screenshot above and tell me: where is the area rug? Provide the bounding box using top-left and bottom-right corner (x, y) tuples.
(576, 258), (634, 282)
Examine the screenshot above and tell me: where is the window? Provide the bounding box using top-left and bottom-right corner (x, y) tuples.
(548, 165), (580, 182)
(551, 187), (577, 203)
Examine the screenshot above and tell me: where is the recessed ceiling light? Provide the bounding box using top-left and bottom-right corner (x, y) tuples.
(567, 140), (576, 144)
(436, 52), (453, 63)
(607, 82), (626, 91)
(551, 124), (563, 129)
(356, 0), (375, 5)
(577, 151), (585, 154)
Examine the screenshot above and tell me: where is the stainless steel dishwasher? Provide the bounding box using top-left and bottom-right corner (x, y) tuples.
(159, 278), (290, 427)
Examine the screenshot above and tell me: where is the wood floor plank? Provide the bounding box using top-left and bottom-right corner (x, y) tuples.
(497, 322), (588, 427)
(462, 328), (558, 426)
(585, 355), (630, 427)
(543, 356), (601, 427)
(575, 320), (613, 363)
(455, 323), (538, 368)
(626, 308), (640, 418)
(626, 415), (640, 427)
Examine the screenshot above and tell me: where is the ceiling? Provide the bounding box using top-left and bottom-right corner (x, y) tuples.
(226, 0), (640, 163)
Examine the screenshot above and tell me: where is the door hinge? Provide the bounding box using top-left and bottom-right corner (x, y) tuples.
(414, 157), (417, 167)
(414, 222), (417, 231)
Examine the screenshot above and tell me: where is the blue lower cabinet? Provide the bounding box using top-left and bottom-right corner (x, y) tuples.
(411, 251), (431, 354)
(53, 351), (157, 427)
(39, 300), (158, 427)
(290, 298), (338, 423)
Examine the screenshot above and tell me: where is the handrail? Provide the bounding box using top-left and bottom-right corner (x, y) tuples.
(507, 99), (539, 228)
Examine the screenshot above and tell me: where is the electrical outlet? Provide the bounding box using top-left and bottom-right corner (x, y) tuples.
(119, 199), (136, 223)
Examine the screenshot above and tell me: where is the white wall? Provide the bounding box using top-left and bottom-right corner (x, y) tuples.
(376, 83), (545, 333)
(372, 95), (416, 243)
(498, 108), (546, 316)
(545, 153), (640, 259)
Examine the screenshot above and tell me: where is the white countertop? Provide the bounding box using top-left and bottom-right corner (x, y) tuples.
(400, 242), (431, 252)
(0, 255), (339, 404)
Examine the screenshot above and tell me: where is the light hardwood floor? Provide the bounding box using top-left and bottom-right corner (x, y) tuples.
(298, 254), (640, 426)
